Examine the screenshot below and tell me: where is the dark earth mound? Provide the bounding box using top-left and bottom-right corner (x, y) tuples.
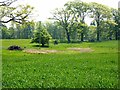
(8, 45), (23, 50)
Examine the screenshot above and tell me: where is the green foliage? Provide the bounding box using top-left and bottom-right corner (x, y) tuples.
(112, 8), (120, 40)
(100, 20), (117, 40)
(0, 22), (35, 39)
(87, 25), (97, 42)
(89, 2), (112, 20)
(45, 22), (66, 40)
(0, 3), (34, 24)
(89, 2), (112, 41)
(51, 8), (74, 43)
(1, 25), (9, 39)
(65, 0), (90, 23)
(19, 22), (35, 39)
(31, 22), (51, 47)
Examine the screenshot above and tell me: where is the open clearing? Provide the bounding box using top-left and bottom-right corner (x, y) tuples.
(1, 39), (118, 88)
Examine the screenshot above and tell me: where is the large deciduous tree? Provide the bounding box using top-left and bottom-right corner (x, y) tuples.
(65, 0), (90, 41)
(51, 8), (75, 43)
(89, 2), (111, 41)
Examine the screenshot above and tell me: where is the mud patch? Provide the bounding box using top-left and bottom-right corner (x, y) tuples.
(23, 49), (58, 54)
(68, 48), (94, 53)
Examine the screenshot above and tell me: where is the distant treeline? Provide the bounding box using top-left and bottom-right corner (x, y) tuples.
(0, 0), (120, 43)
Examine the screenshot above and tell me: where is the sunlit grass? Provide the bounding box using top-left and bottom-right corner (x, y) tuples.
(2, 39), (118, 88)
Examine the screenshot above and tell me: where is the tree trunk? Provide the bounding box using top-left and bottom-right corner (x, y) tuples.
(17, 30), (20, 39)
(97, 28), (100, 41)
(96, 21), (100, 41)
(115, 29), (118, 40)
(81, 32), (84, 42)
(41, 43), (44, 47)
(118, 28), (120, 40)
(66, 30), (70, 43)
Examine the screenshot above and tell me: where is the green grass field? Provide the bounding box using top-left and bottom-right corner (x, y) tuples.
(1, 39), (118, 88)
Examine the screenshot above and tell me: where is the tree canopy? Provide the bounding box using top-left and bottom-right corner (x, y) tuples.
(0, 0), (34, 24)
(31, 22), (51, 47)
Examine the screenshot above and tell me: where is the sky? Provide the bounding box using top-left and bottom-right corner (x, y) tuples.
(12, 0), (119, 23)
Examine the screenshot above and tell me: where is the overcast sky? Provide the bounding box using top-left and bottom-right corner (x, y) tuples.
(13, 0), (119, 22)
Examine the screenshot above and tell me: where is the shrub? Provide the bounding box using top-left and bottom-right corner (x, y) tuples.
(31, 22), (51, 47)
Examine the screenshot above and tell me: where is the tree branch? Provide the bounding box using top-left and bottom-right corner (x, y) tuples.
(0, 0), (17, 6)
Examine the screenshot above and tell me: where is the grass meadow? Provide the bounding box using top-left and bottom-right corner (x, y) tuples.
(1, 39), (118, 88)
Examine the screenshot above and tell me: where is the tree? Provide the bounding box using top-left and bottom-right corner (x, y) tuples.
(0, 0), (34, 39)
(1, 24), (10, 39)
(112, 8), (120, 40)
(51, 8), (75, 43)
(100, 20), (117, 40)
(0, 0), (17, 6)
(19, 21), (35, 39)
(45, 21), (66, 41)
(89, 2), (112, 41)
(0, 0), (34, 24)
(8, 26), (15, 39)
(31, 22), (51, 47)
(65, 0), (90, 41)
(87, 25), (97, 42)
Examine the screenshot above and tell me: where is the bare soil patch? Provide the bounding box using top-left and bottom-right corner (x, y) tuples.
(68, 48), (94, 53)
(23, 48), (93, 54)
(23, 49), (58, 54)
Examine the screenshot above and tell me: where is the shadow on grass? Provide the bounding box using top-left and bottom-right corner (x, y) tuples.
(32, 45), (49, 48)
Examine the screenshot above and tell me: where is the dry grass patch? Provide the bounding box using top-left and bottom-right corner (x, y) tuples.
(23, 49), (58, 54)
(23, 48), (94, 54)
(68, 48), (94, 53)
